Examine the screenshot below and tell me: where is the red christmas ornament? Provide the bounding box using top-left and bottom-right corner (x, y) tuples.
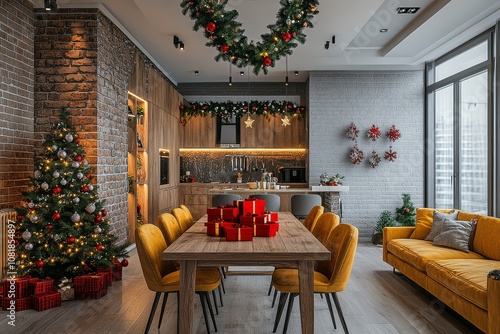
(262, 56), (272, 67)
(46, 224), (53, 230)
(95, 214), (102, 223)
(263, 106), (268, 110)
(404, 208), (410, 213)
(205, 22), (216, 33)
(220, 44), (229, 54)
(17, 215), (24, 221)
(101, 209), (107, 217)
(179, 105), (185, 110)
(80, 185), (89, 192)
(36, 260), (44, 269)
(66, 236), (75, 244)
(14, 239), (19, 246)
(282, 32), (292, 42)
(367, 124), (381, 141)
(52, 212), (61, 221)
(121, 259), (129, 267)
(53, 186), (61, 194)
(96, 244), (103, 251)
(74, 155), (83, 162)
(86, 173), (92, 179)
(75, 137), (81, 144)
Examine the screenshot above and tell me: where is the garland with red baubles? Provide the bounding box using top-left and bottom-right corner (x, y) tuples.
(180, 0), (319, 75)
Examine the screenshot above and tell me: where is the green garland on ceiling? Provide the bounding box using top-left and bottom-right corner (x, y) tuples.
(179, 100), (306, 125)
(180, 0), (319, 75)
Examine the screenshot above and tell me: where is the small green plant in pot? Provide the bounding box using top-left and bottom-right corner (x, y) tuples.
(373, 210), (396, 245)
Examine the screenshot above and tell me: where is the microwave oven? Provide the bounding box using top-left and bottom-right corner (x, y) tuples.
(278, 167), (306, 183)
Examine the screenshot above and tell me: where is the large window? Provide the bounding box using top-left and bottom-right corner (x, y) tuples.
(426, 31), (494, 214)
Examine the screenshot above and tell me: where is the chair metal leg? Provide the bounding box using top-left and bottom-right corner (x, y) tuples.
(219, 268), (226, 294)
(272, 293), (289, 333)
(324, 292), (337, 329)
(271, 288), (279, 308)
(267, 280), (273, 296)
(218, 285), (224, 307)
(282, 293), (298, 334)
(220, 266), (227, 279)
(205, 292), (218, 332)
(145, 292), (161, 334)
(198, 292), (212, 333)
(158, 292), (169, 329)
(212, 290), (219, 315)
(176, 292), (179, 334)
(331, 293), (349, 334)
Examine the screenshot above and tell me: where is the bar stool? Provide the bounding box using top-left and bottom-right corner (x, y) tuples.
(212, 194), (242, 207)
(291, 194), (322, 220)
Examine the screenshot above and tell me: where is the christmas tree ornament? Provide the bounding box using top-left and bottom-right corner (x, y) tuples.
(28, 201), (35, 208)
(349, 144), (364, 164)
(85, 203), (96, 213)
(51, 145), (58, 151)
(66, 236), (75, 244)
(41, 182), (49, 190)
(367, 125), (381, 141)
(86, 173), (92, 179)
(88, 185), (94, 191)
(73, 197), (80, 203)
(17, 214), (24, 221)
(71, 161), (80, 168)
(205, 21), (216, 33)
(96, 244), (103, 251)
(46, 224), (53, 230)
(281, 115), (291, 127)
(53, 186), (61, 194)
(52, 212), (61, 220)
(22, 229), (32, 241)
(36, 260), (44, 268)
(53, 170), (60, 178)
(34, 170), (42, 179)
(386, 124), (401, 142)
(77, 172), (84, 179)
(369, 151), (382, 168)
(71, 212), (81, 223)
(121, 259), (129, 267)
(60, 178), (67, 185)
(74, 155), (83, 162)
(244, 115), (255, 128)
(385, 146), (398, 162)
(101, 209), (107, 217)
(346, 122), (359, 141)
(80, 185), (89, 192)
(65, 133), (74, 142)
(29, 215), (39, 223)
(25, 243), (34, 251)
(82, 159), (89, 166)
(75, 137), (80, 144)
(94, 227), (102, 234)
(57, 150), (67, 159)
(14, 239), (19, 246)
(95, 214), (102, 223)
(54, 234), (61, 241)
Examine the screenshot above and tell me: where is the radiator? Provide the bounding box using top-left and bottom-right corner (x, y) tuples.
(0, 209), (16, 280)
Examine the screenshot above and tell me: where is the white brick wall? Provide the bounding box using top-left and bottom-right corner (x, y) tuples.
(308, 71), (425, 240)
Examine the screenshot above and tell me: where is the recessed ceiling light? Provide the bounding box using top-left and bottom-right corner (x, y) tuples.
(396, 7), (420, 14)
(240, 71), (245, 76)
(294, 71), (299, 76)
(380, 28), (388, 33)
(194, 71), (199, 76)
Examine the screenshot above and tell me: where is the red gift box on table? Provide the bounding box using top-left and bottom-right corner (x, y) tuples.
(220, 223), (253, 241)
(205, 221), (224, 236)
(253, 222), (280, 237)
(30, 278), (54, 295)
(239, 198), (266, 216)
(239, 214), (268, 226)
(264, 212), (279, 222)
(207, 206), (239, 222)
(2, 296), (31, 311)
(31, 291), (61, 311)
(97, 267), (113, 287)
(3, 278), (29, 298)
(112, 260), (122, 281)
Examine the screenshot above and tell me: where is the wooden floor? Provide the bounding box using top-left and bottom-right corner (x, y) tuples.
(0, 243), (483, 334)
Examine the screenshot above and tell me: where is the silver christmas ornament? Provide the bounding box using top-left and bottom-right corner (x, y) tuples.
(77, 172), (84, 179)
(71, 212), (81, 223)
(54, 234), (61, 241)
(41, 182), (49, 190)
(94, 227), (102, 234)
(71, 161), (80, 168)
(29, 215), (38, 223)
(53, 171), (60, 178)
(60, 178), (67, 185)
(28, 201), (35, 208)
(51, 145), (58, 151)
(65, 133), (74, 142)
(82, 159), (89, 166)
(57, 150), (67, 159)
(88, 185), (94, 191)
(85, 203), (96, 213)
(34, 170), (42, 179)
(73, 197), (80, 203)
(22, 230), (32, 241)
(25, 243), (34, 251)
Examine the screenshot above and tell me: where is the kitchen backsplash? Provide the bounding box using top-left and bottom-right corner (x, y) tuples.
(180, 150), (306, 183)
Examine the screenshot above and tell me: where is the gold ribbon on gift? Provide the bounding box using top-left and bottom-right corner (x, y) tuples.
(253, 224), (257, 236)
(219, 208), (223, 219)
(215, 222), (219, 236)
(238, 228), (241, 241)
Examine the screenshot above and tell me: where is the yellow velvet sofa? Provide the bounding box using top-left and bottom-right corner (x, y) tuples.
(382, 208), (500, 333)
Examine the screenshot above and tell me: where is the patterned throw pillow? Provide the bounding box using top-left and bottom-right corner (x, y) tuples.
(424, 210), (459, 241)
(432, 218), (474, 253)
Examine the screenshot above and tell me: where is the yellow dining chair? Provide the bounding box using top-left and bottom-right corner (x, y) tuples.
(302, 205), (324, 231)
(157, 213), (182, 246)
(272, 223), (359, 334)
(171, 207), (191, 233)
(180, 204), (194, 224)
(135, 224), (221, 334)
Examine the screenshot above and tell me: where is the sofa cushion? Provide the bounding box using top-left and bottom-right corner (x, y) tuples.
(424, 210), (459, 241)
(410, 208), (456, 240)
(426, 259), (500, 310)
(432, 219), (474, 252)
(387, 239), (484, 272)
(473, 216), (500, 261)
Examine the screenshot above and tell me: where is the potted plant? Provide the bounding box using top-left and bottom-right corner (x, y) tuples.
(319, 173), (344, 186)
(395, 193), (416, 226)
(372, 210), (396, 245)
(136, 104), (144, 123)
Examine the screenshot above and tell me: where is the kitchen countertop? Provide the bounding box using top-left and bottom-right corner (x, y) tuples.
(207, 185), (349, 193)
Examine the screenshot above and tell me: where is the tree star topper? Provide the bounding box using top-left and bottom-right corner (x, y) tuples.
(281, 115), (291, 127)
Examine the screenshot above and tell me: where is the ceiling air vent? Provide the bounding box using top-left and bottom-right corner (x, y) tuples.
(396, 7), (420, 14)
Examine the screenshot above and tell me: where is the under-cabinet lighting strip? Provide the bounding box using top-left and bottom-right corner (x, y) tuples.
(179, 148), (307, 153)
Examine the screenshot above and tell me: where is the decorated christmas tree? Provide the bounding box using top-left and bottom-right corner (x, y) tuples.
(395, 193), (416, 226)
(14, 108), (128, 280)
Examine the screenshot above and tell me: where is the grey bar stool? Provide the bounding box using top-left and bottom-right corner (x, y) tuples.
(290, 194), (322, 220)
(250, 194), (281, 212)
(212, 194), (243, 207)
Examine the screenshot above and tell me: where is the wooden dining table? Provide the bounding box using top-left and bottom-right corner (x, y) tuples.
(162, 212), (331, 333)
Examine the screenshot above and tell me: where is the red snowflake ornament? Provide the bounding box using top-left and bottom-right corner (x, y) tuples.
(385, 146), (398, 162)
(386, 124), (401, 142)
(346, 122), (359, 141)
(369, 150), (381, 168)
(367, 124), (381, 141)
(349, 144), (364, 164)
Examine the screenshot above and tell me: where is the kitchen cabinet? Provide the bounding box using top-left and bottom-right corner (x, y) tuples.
(181, 116), (216, 148)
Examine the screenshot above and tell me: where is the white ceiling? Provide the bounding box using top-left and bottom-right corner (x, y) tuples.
(30, 0), (500, 85)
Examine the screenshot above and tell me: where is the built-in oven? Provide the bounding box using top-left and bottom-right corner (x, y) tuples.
(278, 167), (306, 183)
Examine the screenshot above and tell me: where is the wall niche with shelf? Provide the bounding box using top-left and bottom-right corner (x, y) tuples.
(127, 92), (148, 243)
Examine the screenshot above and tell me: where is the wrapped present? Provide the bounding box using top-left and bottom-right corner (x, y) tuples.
(3, 278), (29, 298)
(57, 288), (74, 301)
(205, 221), (223, 236)
(97, 267), (113, 287)
(0, 285), (3, 296)
(263, 212), (279, 222)
(30, 278), (54, 295)
(221, 223), (253, 241)
(239, 214), (268, 226)
(112, 260), (122, 281)
(207, 207), (239, 222)
(88, 286), (108, 299)
(239, 198), (266, 216)
(254, 222), (280, 237)
(2, 296), (31, 311)
(74, 275), (104, 293)
(31, 291), (61, 311)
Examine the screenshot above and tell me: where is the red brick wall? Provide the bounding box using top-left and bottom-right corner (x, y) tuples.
(0, 0), (35, 209)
